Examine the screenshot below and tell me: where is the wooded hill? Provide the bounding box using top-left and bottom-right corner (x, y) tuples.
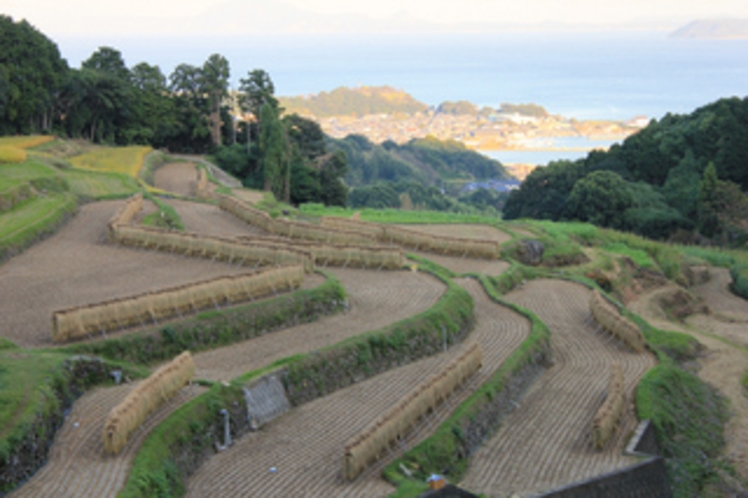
(503, 97), (748, 245)
(279, 86), (429, 117)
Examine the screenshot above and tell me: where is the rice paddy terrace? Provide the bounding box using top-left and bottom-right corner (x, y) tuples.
(1, 141), (746, 497)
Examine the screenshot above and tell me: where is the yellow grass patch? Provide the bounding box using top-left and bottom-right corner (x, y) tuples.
(69, 146), (152, 178)
(0, 135), (54, 149)
(0, 146), (27, 164)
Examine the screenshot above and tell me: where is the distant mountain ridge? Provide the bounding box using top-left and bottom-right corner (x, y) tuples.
(279, 86), (429, 117)
(671, 19), (748, 39)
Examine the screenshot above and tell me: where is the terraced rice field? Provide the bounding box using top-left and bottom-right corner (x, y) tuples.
(411, 251), (510, 276)
(9, 384), (205, 498)
(397, 223), (511, 244)
(0, 200), (248, 348)
(152, 162), (198, 198)
(162, 198), (265, 239)
(186, 278), (530, 497)
(192, 268), (446, 381)
(630, 276), (748, 483)
(460, 279), (656, 496)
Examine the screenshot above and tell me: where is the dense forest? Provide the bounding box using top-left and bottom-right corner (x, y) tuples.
(0, 14), (347, 206)
(504, 97), (748, 245)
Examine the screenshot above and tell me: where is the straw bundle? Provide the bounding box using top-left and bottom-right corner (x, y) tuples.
(381, 225), (500, 259)
(195, 168), (212, 199)
(110, 224), (315, 273)
(237, 235), (405, 269)
(106, 193), (143, 240)
(590, 291), (646, 353)
(319, 216), (386, 239)
(51, 266), (305, 342)
(591, 362), (625, 449)
(342, 344), (483, 480)
(103, 351), (195, 454)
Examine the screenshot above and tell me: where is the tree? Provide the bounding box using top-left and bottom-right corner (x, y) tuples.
(82, 47), (130, 81)
(200, 54), (230, 147)
(565, 170), (633, 229)
(0, 16), (68, 134)
(168, 64), (211, 153)
(239, 69), (278, 151)
(698, 162), (721, 238)
(258, 102), (289, 201)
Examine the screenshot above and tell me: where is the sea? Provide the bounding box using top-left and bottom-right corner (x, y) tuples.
(60, 31), (748, 165)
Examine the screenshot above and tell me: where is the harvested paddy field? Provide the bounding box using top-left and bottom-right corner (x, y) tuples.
(152, 162), (196, 197)
(397, 223), (511, 244)
(186, 278), (530, 497)
(411, 251), (510, 276)
(192, 268), (446, 381)
(162, 197), (264, 239)
(0, 201), (248, 348)
(691, 267), (748, 321)
(460, 279), (656, 497)
(630, 280), (748, 482)
(9, 384), (205, 498)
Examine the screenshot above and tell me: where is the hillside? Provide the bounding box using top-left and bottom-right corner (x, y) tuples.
(503, 96), (748, 243)
(279, 86), (429, 117)
(328, 134), (512, 188)
(671, 19), (748, 39)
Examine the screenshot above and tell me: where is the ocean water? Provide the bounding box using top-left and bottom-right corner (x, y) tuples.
(59, 31), (748, 122)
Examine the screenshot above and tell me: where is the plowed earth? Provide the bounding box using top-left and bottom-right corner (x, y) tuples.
(186, 278), (530, 497)
(192, 268), (446, 381)
(9, 384), (205, 498)
(630, 271), (748, 483)
(0, 201), (248, 348)
(152, 162), (196, 197)
(461, 279), (656, 497)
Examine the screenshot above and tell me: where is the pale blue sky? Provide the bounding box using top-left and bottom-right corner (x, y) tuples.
(4, 0), (748, 36)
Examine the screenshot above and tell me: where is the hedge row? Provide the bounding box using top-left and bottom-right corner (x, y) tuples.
(64, 272), (346, 365)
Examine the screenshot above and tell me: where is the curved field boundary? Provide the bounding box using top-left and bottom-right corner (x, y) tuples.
(106, 193), (143, 238)
(343, 344), (483, 480)
(459, 279), (656, 497)
(237, 234), (405, 270)
(112, 224), (315, 273)
(52, 266), (305, 343)
(181, 277), (530, 497)
(194, 167), (212, 200)
(590, 291), (647, 353)
(218, 194), (376, 245)
(9, 383), (205, 498)
(320, 215), (503, 259)
(104, 352), (195, 455)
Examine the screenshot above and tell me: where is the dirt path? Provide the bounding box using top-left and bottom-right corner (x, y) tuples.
(153, 162), (197, 197)
(186, 278), (530, 497)
(9, 384), (205, 498)
(0, 201), (248, 348)
(460, 279), (656, 497)
(630, 278), (748, 483)
(192, 268), (446, 381)
(162, 198), (263, 239)
(397, 223), (512, 244)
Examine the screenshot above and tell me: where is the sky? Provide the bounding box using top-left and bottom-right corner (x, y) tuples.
(4, 0), (748, 37)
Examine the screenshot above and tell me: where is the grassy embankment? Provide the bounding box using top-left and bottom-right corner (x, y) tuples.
(119, 264), (474, 498)
(0, 339), (147, 493)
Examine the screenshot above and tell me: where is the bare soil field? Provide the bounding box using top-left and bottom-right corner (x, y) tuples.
(690, 267), (748, 321)
(9, 383), (205, 498)
(186, 278), (530, 497)
(397, 223), (512, 244)
(411, 251), (510, 276)
(630, 281), (748, 482)
(162, 198), (264, 238)
(460, 279), (656, 497)
(0, 201), (249, 348)
(192, 268), (447, 381)
(153, 162), (197, 197)
(232, 188), (265, 205)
